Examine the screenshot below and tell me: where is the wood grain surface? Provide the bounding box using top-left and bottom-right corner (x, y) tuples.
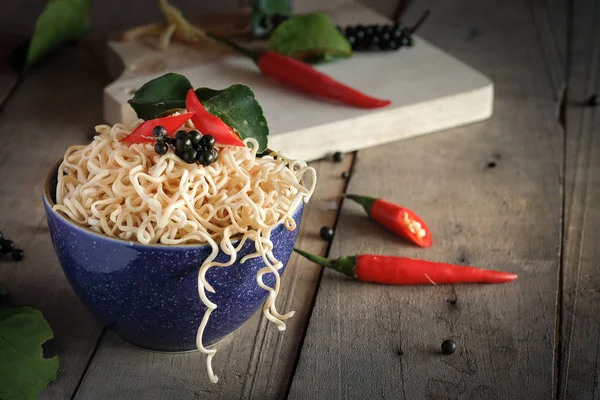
(288, 0), (564, 398)
(2, 0), (600, 399)
(559, 0), (600, 399)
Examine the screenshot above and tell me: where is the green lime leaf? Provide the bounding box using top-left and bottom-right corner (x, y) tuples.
(128, 73), (191, 120)
(126, 74), (269, 151)
(196, 85), (269, 153)
(252, 0), (292, 39)
(268, 13), (352, 62)
(25, 0), (91, 70)
(0, 307), (59, 400)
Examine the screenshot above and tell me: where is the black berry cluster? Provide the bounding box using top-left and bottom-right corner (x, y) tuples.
(257, 15), (415, 52)
(0, 231), (24, 261)
(152, 126), (219, 166)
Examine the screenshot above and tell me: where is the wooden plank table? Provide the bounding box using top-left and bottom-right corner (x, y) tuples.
(0, 0), (598, 399)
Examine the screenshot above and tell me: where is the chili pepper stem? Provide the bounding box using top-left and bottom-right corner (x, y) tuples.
(408, 10), (431, 34)
(206, 32), (261, 63)
(293, 248), (356, 277)
(345, 194), (377, 215)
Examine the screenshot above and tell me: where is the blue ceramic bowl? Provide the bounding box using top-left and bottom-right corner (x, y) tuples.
(43, 163), (304, 352)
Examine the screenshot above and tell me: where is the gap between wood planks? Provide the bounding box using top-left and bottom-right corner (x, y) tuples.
(283, 151), (358, 399)
(554, 0), (573, 396)
(557, 0), (600, 398)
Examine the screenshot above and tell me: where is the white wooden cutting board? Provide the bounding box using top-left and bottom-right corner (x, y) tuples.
(103, 0), (493, 161)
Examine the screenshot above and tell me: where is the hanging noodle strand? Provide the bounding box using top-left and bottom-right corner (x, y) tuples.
(54, 120), (316, 383)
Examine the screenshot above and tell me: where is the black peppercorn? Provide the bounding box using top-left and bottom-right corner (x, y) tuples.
(152, 125), (166, 138)
(200, 134), (216, 149)
(320, 226), (334, 241)
(180, 148), (197, 164)
(441, 339), (456, 355)
(188, 130), (202, 146)
(176, 137), (192, 152)
(196, 149), (214, 166)
(333, 151), (344, 163)
(1, 240), (14, 254)
(11, 249), (24, 261)
(154, 142), (169, 155)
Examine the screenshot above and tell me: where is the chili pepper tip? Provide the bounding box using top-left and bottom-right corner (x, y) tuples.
(486, 270), (518, 283)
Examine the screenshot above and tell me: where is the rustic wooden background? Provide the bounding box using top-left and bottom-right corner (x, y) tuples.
(0, 0), (598, 399)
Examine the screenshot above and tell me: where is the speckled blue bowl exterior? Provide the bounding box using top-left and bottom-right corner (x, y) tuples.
(43, 166), (304, 352)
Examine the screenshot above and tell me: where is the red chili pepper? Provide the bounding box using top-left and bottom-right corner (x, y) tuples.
(257, 52), (391, 108)
(120, 112), (194, 143)
(346, 194), (432, 247)
(294, 249), (518, 285)
(207, 33), (391, 109)
(185, 89), (245, 147)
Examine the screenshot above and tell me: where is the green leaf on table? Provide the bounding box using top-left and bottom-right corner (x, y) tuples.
(25, 0), (91, 70)
(252, 0), (293, 39)
(268, 13), (352, 63)
(0, 307), (59, 400)
(128, 73), (192, 120)
(196, 85), (269, 153)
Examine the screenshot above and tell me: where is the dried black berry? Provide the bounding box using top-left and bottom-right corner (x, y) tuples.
(196, 149), (214, 166)
(1, 240), (14, 254)
(189, 130), (201, 146)
(200, 134), (216, 149)
(152, 125), (166, 138)
(11, 249), (24, 261)
(320, 226), (334, 241)
(441, 339), (456, 355)
(333, 151), (344, 162)
(154, 142), (169, 155)
(181, 148), (197, 164)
